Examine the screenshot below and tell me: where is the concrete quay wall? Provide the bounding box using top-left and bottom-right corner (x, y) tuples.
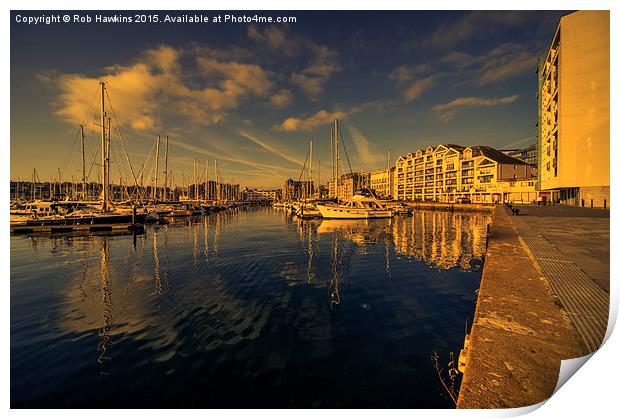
(404, 202), (495, 213)
(456, 206), (584, 408)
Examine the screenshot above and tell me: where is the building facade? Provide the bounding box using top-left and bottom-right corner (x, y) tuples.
(282, 179), (314, 201)
(501, 144), (538, 166)
(328, 172), (364, 200)
(368, 167), (395, 199)
(395, 144), (537, 203)
(537, 11), (610, 207)
(244, 188), (281, 202)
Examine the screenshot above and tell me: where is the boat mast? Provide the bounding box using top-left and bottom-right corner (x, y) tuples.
(317, 160), (320, 198)
(163, 136), (169, 201)
(193, 158), (197, 202)
(215, 159), (219, 202)
(334, 119), (339, 201)
(80, 124), (86, 200)
(309, 140), (313, 200)
(154, 135), (160, 204)
(205, 160), (209, 201)
(100, 81), (109, 211)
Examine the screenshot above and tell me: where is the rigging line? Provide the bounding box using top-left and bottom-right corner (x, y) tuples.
(58, 125), (82, 181)
(110, 145), (131, 199)
(337, 124), (354, 175)
(297, 147), (310, 183)
(85, 138), (101, 185)
(104, 87), (144, 203)
(83, 132), (99, 183)
(136, 138), (157, 184)
(79, 85), (100, 128)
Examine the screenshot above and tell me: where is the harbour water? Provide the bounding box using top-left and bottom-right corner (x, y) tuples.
(11, 207), (490, 408)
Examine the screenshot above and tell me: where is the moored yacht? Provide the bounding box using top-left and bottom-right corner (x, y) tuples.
(315, 189), (393, 219)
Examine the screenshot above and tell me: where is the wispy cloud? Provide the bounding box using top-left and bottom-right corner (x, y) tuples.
(169, 137), (295, 178)
(388, 64), (430, 84)
(237, 130), (304, 166)
(425, 11), (532, 48)
(249, 26), (342, 99)
(347, 125), (385, 169)
(273, 109), (348, 132)
(438, 43), (539, 85)
(270, 89), (293, 108)
(404, 76), (437, 103)
(501, 135), (536, 149)
(431, 95), (519, 122)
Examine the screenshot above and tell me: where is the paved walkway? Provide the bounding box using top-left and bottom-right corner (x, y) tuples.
(511, 204), (609, 353)
(458, 206), (584, 408)
(511, 205), (609, 293)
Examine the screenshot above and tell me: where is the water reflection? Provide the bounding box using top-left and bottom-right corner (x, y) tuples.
(97, 238), (112, 369)
(11, 207), (489, 408)
(315, 213), (487, 271)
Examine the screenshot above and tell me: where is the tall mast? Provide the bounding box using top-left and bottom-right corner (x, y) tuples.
(205, 160), (209, 201)
(57, 168), (62, 200)
(193, 158), (197, 202)
(154, 135), (160, 203)
(80, 124), (86, 200)
(309, 140), (313, 199)
(163, 136), (169, 201)
(215, 159), (219, 202)
(334, 119), (339, 200)
(318, 160), (320, 198)
(107, 116), (111, 200)
(100, 81), (109, 211)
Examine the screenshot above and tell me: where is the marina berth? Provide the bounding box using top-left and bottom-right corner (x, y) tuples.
(316, 189), (394, 219)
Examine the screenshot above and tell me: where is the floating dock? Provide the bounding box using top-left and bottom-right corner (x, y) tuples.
(11, 223), (145, 235)
(405, 202), (495, 213)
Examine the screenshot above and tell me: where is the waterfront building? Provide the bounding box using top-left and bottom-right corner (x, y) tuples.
(282, 178), (314, 201)
(395, 144), (537, 203)
(328, 172), (364, 200)
(243, 188), (281, 202)
(368, 167), (395, 199)
(537, 10), (609, 207)
(203, 180), (240, 201)
(501, 144), (538, 167)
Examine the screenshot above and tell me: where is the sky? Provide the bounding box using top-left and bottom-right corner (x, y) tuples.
(10, 10), (568, 188)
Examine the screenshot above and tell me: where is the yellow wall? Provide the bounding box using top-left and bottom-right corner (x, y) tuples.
(542, 11), (610, 190)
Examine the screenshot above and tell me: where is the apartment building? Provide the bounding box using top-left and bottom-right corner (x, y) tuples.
(328, 172), (364, 200)
(537, 11), (609, 207)
(282, 179), (314, 201)
(368, 167), (395, 199)
(395, 144), (537, 203)
(501, 144), (538, 166)
(244, 188), (281, 202)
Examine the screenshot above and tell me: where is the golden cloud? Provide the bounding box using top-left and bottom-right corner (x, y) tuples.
(45, 44), (274, 133)
(273, 109), (348, 132)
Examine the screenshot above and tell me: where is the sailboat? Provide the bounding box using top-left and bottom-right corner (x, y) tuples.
(315, 120), (393, 219)
(315, 188), (393, 219)
(68, 81), (148, 224)
(294, 140), (322, 219)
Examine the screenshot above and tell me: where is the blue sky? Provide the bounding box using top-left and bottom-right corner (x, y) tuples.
(11, 10), (567, 188)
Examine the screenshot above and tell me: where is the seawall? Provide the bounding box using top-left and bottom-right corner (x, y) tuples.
(405, 202), (495, 213)
(456, 205), (584, 408)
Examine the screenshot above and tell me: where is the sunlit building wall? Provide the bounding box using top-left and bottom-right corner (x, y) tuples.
(395, 144), (537, 203)
(368, 167), (395, 199)
(537, 11), (610, 207)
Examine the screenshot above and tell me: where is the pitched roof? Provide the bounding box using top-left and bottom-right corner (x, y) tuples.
(475, 145), (531, 165)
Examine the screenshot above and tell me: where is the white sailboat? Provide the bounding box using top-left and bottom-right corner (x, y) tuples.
(316, 188), (393, 219)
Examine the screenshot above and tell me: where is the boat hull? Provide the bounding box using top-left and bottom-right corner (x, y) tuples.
(315, 204), (393, 219)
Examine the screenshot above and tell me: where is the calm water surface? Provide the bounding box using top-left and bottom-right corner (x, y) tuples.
(11, 207), (490, 408)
